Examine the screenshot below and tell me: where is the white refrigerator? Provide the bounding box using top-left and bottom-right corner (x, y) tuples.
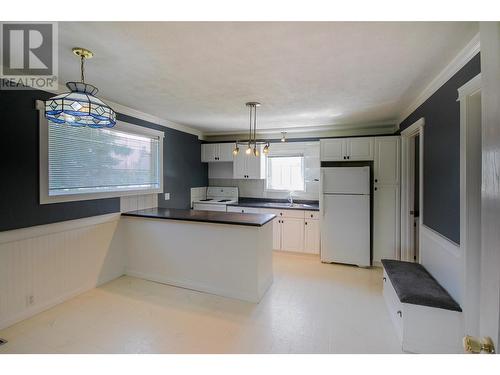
(320, 166), (370, 267)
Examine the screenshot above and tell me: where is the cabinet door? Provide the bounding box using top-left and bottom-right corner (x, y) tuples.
(281, 218), (305, 252)
(373, 184), (400, 263)
(217, 143), (234, 162)
(272, 218), (282, 250)
(374, 137), (400, 185)
(348, 137), (374, 160)
(233, 151), (247, 179)
(201, 144), (218, 162)
(320, 139), (345, 161)
(304, 219), (320, 254)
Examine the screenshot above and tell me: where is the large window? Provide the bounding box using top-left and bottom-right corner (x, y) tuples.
(266, 155), (305, 192)
(40, 114), (163, 203)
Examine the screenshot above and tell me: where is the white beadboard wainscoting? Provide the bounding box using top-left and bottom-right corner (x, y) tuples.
(420, 225), (462, 306)
(0, 214), (126, 330)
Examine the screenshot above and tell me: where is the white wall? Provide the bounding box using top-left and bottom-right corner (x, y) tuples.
(209, 141), (320, 201)
(0, 214), (126, 330)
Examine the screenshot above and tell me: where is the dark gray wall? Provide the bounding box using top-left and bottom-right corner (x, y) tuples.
(399, 53), (481, 244)
(0, 86), (207, 232)
(117, 114), (208, 210)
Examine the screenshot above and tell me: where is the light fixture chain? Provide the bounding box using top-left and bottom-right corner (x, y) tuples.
(80, 55), (85, 83)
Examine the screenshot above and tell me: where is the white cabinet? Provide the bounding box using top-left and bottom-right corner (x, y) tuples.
(233, 148), (266, 179)
(373, 136), (401, 264)
(374, 137), (400, 185)
(348, 138), (374, 160)
(320, 139), (345, 161)
(373, 184), (400, 263)
(281, 218), (305, 252)
(201, 143), (234, 162)
(304, 219), (320, 254)
(320, 137), (374, 161)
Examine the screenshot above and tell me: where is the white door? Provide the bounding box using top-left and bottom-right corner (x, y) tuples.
(281, 217), (304, 252)
(201, 144), (218, 162)
(373, 184), (400, 263)
(233, 151), (247, 179)
(375, 137), (401, 185)
(218, 143), (234, 162)
(321, 194), (370, 266)
(272, 218), (282, 250)
(304, 219), (320, 254)
(320, 139), (345, 161)
(322, 167), (370, 194)
(347, 137), (374, 160)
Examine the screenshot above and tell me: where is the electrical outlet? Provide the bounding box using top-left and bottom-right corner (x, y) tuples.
(164, 193), (170, 200)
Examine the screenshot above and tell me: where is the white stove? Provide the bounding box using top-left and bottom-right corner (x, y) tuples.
(192, 187), (239, 212)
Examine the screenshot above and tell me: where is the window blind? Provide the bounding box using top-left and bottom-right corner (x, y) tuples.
(48, 122), (161, 196)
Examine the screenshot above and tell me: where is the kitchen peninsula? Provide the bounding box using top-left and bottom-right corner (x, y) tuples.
(120, 208), (275, 302)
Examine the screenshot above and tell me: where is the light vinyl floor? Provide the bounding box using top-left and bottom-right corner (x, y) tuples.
(0, 252), (402, 354)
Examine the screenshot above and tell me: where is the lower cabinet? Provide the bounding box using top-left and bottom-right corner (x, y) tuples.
(281, 217), (305, 252)
(304, 219), (320, 254)
(257, 208), (320, 254)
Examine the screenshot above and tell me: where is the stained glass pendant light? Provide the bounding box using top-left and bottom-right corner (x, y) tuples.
(45, 47), (116, 128)
(233, 102), (270, 156)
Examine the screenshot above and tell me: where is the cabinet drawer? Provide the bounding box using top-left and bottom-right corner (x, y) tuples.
(227, 206), (260, 214)
(304, 211), (320, 220)
(258, 208), (304, 218)
(383, 270), (403, 341)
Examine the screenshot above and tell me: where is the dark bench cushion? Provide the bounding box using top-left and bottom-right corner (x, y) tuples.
(382, 259), (462, 312)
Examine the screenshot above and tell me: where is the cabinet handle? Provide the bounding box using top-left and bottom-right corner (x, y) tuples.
(310, 214), (313, 218)
(343, 156), (346, 160)
(383, 277), (386, 282)
(280, 212), (283, 216)
(375, 179), (378, 183)
(305, 222), (308, 225)
(397, 310), (402, 318)
(374, 187), (378, 191)
(347, 156), (350, 160)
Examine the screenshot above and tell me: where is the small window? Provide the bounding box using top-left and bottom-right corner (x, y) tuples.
(39, 110), (163, 204)
(266, 156), (305, 192)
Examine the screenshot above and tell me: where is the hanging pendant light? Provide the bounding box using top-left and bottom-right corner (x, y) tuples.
(45, 47), (116, 128)
(233, 102), (270, 156)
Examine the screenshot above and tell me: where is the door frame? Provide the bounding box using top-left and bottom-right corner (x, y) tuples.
(458, 74), (482, 337)
(400, 118), (424, 262)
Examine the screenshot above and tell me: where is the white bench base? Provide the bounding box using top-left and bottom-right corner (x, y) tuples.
(383, 270), (462, 353)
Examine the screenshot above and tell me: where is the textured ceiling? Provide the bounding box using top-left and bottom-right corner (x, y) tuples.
(57, 22), (478, 133)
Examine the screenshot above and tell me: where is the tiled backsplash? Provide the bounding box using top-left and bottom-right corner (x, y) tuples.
(120, 194), (158, 212)
(209, 141), (320, 201)
(190, 187), (207, 208)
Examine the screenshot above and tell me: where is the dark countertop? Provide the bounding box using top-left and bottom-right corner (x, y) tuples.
(122, 208), (276, 227)
(227, 198), (320, 211)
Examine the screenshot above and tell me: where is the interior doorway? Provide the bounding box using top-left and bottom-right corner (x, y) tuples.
(400, 118), (424, 263)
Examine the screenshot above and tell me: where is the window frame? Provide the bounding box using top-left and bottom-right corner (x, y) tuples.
(265, 154), (306, 193)
(37, 100), (164, 204)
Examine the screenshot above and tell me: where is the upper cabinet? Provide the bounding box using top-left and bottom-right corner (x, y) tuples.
(201, 143), (234, 162)
(374, 136), (400, 185)
(233, 146), (266, 179)
(320, 137), (374, 161)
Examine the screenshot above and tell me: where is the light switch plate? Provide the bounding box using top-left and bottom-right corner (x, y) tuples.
(164, 193), (170, 200)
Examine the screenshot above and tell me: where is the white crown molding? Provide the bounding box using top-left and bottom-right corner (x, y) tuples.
(35, 83), (204, 139)
(204, 121), (397, 137)
(397, 33), (480, 127)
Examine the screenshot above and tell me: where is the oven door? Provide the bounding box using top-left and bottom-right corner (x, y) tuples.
(192, 203), (227, 212)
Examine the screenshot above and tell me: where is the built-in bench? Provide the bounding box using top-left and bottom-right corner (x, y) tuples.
(381, 259), (462, 353)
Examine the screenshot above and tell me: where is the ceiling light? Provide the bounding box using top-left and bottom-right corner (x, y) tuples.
(234, 102), (270, 156)
(45, 47), (116, 128)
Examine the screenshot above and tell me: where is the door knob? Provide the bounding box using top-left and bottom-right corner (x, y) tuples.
(463, 336), (496, 354)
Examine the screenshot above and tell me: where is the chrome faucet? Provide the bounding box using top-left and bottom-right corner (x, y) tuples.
(288, 191), (294, 205)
